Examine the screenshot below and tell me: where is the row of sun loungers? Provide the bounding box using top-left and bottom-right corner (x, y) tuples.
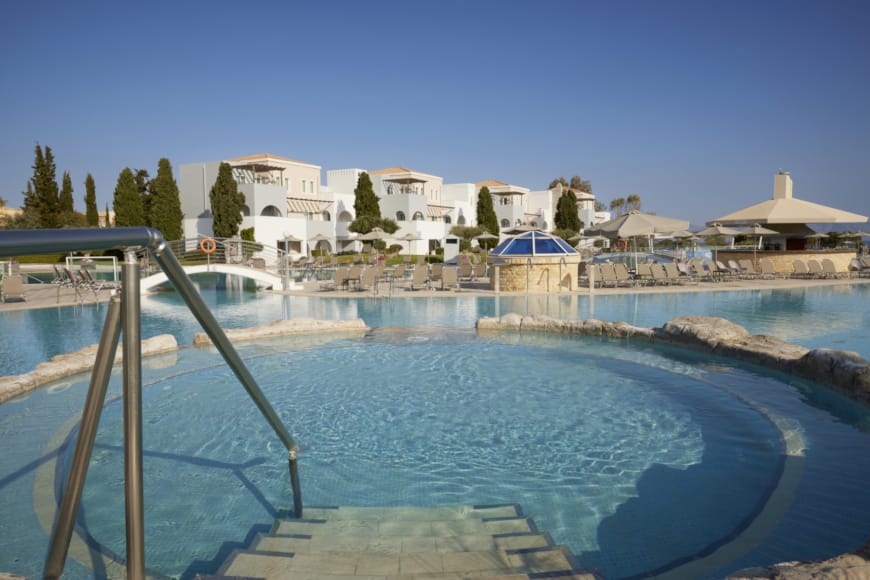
(588, 255), (870, 287)
(320, 262), (487, 293)
(52, 266), (119, 292)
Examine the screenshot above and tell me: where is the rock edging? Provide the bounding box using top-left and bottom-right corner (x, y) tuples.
(1, 318), (371, 405)
(476, 313), (870, 403)
(0, 335), (178, 405)
(191, 318), (369, 346)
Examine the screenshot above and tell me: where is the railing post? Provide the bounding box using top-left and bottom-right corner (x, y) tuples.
(44, 293), (123, 580)
(121, 249), (146, 580)
(289, 449), (303, 518)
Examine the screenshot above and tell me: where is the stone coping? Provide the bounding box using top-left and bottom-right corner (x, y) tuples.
(192, 318), (368, 346)
(0, 318), (369, 405)
(476, 314), (870, 404)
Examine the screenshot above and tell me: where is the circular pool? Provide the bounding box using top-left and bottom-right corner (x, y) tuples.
(37, 328), (804, 579)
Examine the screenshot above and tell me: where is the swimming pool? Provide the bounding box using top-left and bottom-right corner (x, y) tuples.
(1, 278), (870, 578)
(2, 277), (869, 377)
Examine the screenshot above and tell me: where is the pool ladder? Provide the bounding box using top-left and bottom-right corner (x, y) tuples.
(0, 227), (303, 580)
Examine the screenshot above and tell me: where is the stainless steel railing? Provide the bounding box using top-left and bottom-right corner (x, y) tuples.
(0, 227), (302, 580)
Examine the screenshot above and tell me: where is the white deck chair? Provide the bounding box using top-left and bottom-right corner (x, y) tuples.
(1, 274), (25, 303)
(792, 260), (809, 279)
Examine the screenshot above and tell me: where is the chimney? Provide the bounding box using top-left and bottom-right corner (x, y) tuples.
(773, 170), (792, 199)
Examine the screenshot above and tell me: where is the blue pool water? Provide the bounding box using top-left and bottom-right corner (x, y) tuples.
(2, 277), (870, 579)
(2, 278), (869, 377)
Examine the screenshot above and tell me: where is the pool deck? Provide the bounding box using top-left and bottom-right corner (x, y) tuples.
(2, 275), (869, 313)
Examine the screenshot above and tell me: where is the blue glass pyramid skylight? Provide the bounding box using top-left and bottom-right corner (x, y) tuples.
(491, 231), (578, 257)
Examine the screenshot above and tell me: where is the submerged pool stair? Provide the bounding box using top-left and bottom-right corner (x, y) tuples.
(207, 504), (601, 579)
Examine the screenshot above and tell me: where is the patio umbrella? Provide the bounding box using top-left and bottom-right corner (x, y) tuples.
(585, 211), (689, 270)
(805, 232), (828, 249)
(396, 232), (421, 254)
(358, 227), (389, 257)
(585, 211), (689, 239)
(473, 232), (499, 260)
(693, 223), (742, 262)
(739, 223), (779, 268)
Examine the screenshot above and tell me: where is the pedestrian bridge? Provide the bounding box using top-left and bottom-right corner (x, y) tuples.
(140, 264), (301, 293)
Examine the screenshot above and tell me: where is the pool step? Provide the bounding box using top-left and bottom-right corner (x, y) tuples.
(211, 504), (601, 579)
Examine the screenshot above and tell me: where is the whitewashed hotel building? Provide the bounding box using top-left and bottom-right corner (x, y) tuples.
(178, 153), (605, 256)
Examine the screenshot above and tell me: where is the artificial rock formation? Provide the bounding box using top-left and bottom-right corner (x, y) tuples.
(191, 317), (369, 346)
(477, 314), (870, 403)
(0, 334), (178, 405)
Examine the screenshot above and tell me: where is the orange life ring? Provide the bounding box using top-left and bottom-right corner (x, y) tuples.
(199, 237), (217, 254)
(616, 239), (627, 252)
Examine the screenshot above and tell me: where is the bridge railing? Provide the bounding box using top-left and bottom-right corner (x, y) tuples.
(0, 227), (303, 580)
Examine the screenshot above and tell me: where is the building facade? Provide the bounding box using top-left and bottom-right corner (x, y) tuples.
(178, 153), (602, 257)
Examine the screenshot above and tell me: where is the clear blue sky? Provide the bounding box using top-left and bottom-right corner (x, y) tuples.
(2, 0), (868, 228)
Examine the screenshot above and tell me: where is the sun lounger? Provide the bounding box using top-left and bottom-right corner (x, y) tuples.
(429, 263), (443, 283)
(613, 263), (634, 286)
(649, 263), (669, 285)
(738, 259), (757, 279)
(791, 259), (809, 279)
(322, 266), (349, 290)
(458, 261), (473, 280)
(472, 261), (487, 281)
(821, 258), (843, 279)
(598, 263), (618, 287)
(1, 274), (26, 302)
(408, 265), (429, 290)
(357, 267), (377, 292)
(758, 258), (776, 279)
(807, 259), (824, 278)
(634, 263), (653, 285)
(440, 267), (459, 290)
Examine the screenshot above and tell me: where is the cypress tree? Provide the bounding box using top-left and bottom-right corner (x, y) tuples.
(209, 162), (245, 238)
(59, 171), (75, 213)
(554, 189), (581, 232)
(113, 167), (146, 226)
(104, 202), (111, 227)
(353, 172), (381, 219)
(85, 173), (99, 226)
(30, 144), (60, 228)
(476, 186), (499, 238)
(148, 158), (184, 240)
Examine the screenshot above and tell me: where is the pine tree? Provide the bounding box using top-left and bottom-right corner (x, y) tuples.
(85, 173), (99, 226)
(29, 144), (60, 228)
(554, 189), (581, 232)
(148, 158), (184, 240)
(209, 162), (245, 238)
(353, 172), (381, 220)
(476, 186), (499, 239)
(113, 167), (146, 226)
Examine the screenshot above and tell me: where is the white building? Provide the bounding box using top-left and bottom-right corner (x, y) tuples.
(178, 153), (604, 256)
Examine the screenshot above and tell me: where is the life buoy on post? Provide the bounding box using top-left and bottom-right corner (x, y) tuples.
(616, 239), (627, 252)
(199, 237), (217, 254)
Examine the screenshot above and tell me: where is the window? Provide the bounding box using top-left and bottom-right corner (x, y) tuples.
(242, 205), (251, 217)
(444, 216), (451, 224)
(396, 211), (406, 221)
(501, 219), (510, 228)
(261, 205), (282, 217)
(322, 211), (331, 222)
(412, 211), (424, 221)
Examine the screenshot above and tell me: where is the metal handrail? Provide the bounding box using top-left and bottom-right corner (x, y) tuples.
(0, 227), (302, 580)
